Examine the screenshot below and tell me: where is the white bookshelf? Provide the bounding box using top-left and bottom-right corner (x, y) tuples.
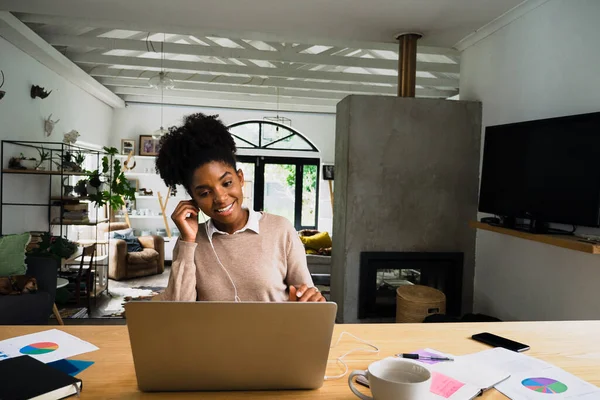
(116, 155), (187, 261)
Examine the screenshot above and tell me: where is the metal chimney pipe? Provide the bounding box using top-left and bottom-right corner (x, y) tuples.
(396, 33), (422, 97)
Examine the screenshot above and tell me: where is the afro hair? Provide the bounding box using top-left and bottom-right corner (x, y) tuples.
(155, 113), (237, 194)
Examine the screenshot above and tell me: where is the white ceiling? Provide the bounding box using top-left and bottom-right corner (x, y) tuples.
(0, 1), (528, 112)
(1, 0), (526, 47)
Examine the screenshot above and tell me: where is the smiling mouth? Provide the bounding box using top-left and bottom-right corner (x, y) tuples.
(215, 202), (234, 213)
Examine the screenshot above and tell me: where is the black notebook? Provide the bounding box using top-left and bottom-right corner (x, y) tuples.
(0, 355), (82, 400)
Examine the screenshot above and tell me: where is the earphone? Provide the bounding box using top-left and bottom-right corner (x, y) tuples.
(324, 332), (379, 380)
(199, 210), (241, 302)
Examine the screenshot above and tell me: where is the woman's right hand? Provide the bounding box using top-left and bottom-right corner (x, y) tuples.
(171, 200), (199, 243)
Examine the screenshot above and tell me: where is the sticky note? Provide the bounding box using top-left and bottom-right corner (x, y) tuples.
(430, 372), (465, 398)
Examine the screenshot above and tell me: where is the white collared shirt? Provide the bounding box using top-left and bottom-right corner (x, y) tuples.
(205, 208), (262, 239)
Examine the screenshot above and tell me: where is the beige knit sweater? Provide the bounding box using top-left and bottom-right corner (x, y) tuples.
(159, 213), (314, 302)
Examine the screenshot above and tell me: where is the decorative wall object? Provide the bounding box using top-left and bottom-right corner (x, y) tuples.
(0, 70), (6, 100)
(139, 135), (161, 156)
(63, 130), (80, 144)
(30, 84), (52, 99)
(43, 114), (60, 137)
(121, 139), (135, 155)
(322, 165), (335, 180)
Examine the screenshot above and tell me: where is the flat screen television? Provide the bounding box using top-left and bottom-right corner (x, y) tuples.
(479, 111), (600, 228)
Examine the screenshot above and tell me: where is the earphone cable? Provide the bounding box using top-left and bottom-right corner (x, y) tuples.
(324, 332), (380, 380)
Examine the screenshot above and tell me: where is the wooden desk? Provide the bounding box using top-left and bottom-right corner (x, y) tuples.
(1, 321), (599, 399)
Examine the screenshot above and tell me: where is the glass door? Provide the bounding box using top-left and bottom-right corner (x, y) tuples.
(237, 156), (319, 230)
(263, 163), (296, 225)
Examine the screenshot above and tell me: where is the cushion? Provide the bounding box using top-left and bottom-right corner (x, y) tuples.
(114, 233), (143, 252)
(126, 249), (159, 265)
(0, 233), (31, 277)
(299, 231), (332, 251)
(108, 228), (134, 239)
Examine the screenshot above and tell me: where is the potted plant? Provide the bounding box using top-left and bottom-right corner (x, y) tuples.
(87, 146), (136, 211)
(74, 179), (88, 197)
(34, 146), (51, 170)
(26, 232), (78, 260)
(19, 153), (37, 169)
(74, 151), (86, 171)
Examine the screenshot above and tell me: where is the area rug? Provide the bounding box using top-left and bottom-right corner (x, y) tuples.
(99, 285), (164, 318)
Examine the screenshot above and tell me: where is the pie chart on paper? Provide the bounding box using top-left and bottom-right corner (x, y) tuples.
(522, 377), (568, 394)
(19, 342), (59, 355)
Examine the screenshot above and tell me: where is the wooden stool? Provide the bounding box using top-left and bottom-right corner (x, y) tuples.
(396, 285), (446, 323)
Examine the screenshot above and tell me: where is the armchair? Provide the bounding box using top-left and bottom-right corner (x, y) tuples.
(98, 223), (165, 281)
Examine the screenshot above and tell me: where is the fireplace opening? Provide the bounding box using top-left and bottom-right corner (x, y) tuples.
(359, 252), (463, 320)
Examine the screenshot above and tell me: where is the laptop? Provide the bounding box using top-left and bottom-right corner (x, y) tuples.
(125, 301), (337, 392)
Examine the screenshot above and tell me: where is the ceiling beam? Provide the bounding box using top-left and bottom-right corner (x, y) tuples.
(121, 94), (337, 114)
(15, 13), (460, 57)
(114, 86), (339, 107)
(0, 11), (124, 108)
(87, 67), (458, 92)
(72, 54), (458, 85)
(42, 34), (459, 73)
(109, 83), (348, 100)
(102, 78), (457, 99)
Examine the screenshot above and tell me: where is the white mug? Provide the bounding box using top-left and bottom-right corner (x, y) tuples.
(348, 357), (431, 400)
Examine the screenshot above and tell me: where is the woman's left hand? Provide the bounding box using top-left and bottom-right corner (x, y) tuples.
(289, 284), (326, 302)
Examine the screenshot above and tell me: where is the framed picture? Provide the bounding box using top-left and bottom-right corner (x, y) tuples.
(139, 135), (161, 156)
(126, 178), (139, 191)
(322, 165), (335, 180)
(121, 139), (135, 155)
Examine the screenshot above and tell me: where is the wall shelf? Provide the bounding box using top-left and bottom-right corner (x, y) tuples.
(470, 221), (600, 254)
(136, 195), (189, 200)
(115, 215), (163, 219)
(2, 168), (90, 176)
(115, 154), (156, 160)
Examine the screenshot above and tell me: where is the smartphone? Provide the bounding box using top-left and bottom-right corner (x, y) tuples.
(472, 332), (530, 352)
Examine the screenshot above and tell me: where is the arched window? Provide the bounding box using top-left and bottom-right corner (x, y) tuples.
(229, 120), (318, 152)
(227, 120), (320, 230)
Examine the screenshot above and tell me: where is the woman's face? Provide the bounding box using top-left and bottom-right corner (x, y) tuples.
(190, 161), (246, 228)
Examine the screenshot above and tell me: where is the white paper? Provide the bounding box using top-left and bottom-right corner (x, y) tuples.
(0, 329), (98, 363)
(423, 348), (509, 390)
(461, 348), (600, 399)
(421, 348), (510, 400)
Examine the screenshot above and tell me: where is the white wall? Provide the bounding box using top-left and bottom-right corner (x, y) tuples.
(111, 102), (336, 232)
(460, 0), (600, 321)
(0, 36), (114, 234)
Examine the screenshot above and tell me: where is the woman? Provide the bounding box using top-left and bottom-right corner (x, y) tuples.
(155, 113), (324, 303)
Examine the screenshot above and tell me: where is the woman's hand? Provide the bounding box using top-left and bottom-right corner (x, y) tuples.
(288, 284), (326, 302)
(171, 200), (199, 243)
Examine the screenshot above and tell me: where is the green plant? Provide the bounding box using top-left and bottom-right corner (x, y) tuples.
(87, 146), (136, 211)
(74, 151), (86, 166)
(74, 179), (88, 197)
(19, 152), (35, 161)
(27, 233), (78, 260)
(35, 146), (50, 169)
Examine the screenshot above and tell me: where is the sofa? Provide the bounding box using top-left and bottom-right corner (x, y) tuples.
(0, 256), (58, 325)
(98, 222), (165, 281)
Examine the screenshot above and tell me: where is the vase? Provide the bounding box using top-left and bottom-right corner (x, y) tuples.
(20, 159), (37, 169)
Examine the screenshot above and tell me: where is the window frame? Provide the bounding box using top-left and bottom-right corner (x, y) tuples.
(238, 155), (320, 230)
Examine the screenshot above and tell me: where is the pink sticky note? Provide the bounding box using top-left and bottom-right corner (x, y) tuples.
(430, 372), (465, 398)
